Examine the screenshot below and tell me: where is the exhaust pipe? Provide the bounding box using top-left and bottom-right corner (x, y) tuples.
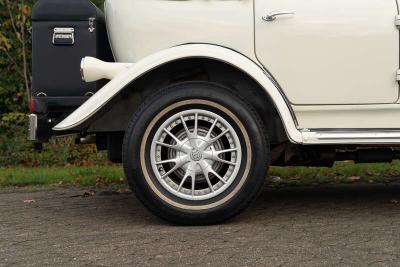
(80, 57), (134, 82)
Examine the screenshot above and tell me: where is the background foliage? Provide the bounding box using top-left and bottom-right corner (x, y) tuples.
(0, 0), (105, 114)
(0, 0), (32, 114)
(0, 0), (105, 167)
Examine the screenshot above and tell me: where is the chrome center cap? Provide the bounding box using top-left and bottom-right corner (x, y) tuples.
(190, 148), (203, 162)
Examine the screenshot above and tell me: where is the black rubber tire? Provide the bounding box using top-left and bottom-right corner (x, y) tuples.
(122, 82), (269, 225)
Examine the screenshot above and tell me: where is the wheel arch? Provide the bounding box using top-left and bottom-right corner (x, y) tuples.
(54, 44), (302, 143)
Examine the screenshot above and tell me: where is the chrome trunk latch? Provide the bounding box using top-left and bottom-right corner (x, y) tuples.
(52, 28), (75, 45)
(88, 17), (95, 33)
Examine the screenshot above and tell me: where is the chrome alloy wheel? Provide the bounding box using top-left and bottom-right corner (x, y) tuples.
(150, 109), (242, 201)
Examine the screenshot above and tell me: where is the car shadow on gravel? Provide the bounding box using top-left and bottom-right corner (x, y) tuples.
(58, 182), (400, 226)
(3, 182), (400, 267)
(233, 182), (400, 224)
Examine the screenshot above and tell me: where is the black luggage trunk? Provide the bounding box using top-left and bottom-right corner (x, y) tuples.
(31, 0), (113, 113)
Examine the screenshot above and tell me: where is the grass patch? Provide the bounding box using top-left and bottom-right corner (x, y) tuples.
(269, 160), (400, 186)
(1, 160), (400, 188)
(0, 166), (124, 187)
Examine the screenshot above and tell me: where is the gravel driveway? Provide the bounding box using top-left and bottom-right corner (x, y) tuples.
(1, 183), (400, 266)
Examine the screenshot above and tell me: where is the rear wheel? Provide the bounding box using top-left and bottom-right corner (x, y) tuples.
(123, 82), (269, 225)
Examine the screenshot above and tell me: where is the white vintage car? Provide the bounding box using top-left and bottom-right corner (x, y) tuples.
(29, 0), (400, 224)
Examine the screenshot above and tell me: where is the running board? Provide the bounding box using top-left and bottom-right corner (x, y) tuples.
(302, 130), (400, 144)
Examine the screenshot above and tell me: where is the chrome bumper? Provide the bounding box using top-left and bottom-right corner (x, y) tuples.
(28, 114), (38, 141)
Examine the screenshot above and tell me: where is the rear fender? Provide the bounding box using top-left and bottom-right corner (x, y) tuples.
(53, 44), (303, 143)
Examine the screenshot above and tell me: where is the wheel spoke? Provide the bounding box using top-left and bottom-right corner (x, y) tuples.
(199, 160), (215, 192)
(155, 141), (190, 154)
(208, 168), (226, 184)
(211, 129), (230, 144)
(212, 157), (237, 166)
(180, 116), (192, 139)
(199, 160), (226, 185)
(160, 156), (190, 179)
(156, 158), (179, 165)
(205, 118), (218, 140)
(177, 162), (196, 192)
(194, 113), (199, 137)
(191, 172), (196, 196)
(205, 173), (215, 192)
(155, 141), (179, 150)
(180, 115), (198, 148)
(156, 131), (192, 153)
(177, 175), (188, 192)
(200, 129), (230, 151)
(163, 128), (182, 144)
(216, 148), (238, 155)
(203, 149), (237, 166)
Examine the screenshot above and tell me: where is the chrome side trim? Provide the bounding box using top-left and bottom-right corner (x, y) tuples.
(28, 114), (38, 141)
(302, 129), (400, 144)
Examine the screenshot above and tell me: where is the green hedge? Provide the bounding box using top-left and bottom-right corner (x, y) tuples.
(0, 0), (32, 114)
(0, 112), (110, 167)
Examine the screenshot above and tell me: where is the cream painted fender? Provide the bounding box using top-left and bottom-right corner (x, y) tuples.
(53, 44), (303, 143)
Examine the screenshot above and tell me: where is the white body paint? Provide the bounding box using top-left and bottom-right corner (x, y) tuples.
(80, 57), (133, 83)
(54, 44), (303, 144)
(255, 0), (399, 105)
(55, 0), (400, 145)
(105, 0), (257, 62)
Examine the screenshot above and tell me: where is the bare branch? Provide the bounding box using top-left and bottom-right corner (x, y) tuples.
(4, 0), (31, 100)
(5, 0), (23, 44)
(21, 25), (30, 98)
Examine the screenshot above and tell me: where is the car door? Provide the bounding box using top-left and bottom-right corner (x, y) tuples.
(255, 0), (399, 105)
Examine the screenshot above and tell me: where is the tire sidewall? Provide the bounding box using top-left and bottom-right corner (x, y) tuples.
(123, 82), (269, 223)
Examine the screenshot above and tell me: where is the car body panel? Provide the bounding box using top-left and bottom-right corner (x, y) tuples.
(294, 104), (400, 129)
(53, 44), (303, 144)
(54, 0), (400, 145)
(255, 0), (400, 105)
(105, 0), (257, 63)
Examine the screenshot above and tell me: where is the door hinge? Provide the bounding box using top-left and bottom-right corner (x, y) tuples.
(88, 17), (95, 33)
(397, 69), (400, 81)
(396, 15), (400, 28)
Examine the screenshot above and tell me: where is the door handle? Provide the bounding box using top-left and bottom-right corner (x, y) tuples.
(262, 11), (295, 22)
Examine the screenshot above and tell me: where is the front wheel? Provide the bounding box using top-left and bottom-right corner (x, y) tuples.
(123, 82), (269, 225)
